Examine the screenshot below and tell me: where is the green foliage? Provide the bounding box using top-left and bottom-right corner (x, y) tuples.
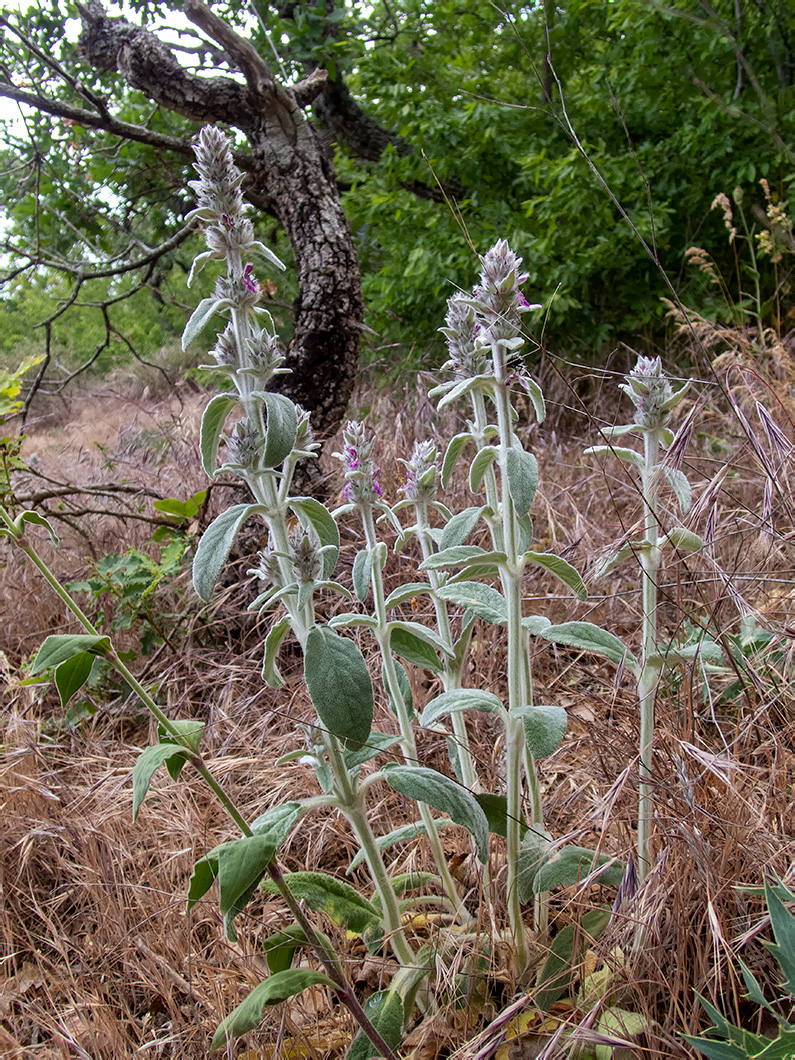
(683, 879), (795, 1059)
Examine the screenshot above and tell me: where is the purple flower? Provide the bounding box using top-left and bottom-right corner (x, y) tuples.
(242, 263), (258, 294)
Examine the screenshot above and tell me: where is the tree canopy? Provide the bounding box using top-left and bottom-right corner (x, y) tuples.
(1, 0), (793, 415)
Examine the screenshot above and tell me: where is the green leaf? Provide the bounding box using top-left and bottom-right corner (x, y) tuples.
(211, 970), (335, 1050)
(381, 763), (489, 862)
(442, 432), (473, 488)
(663, 466), (692, 512)
(680, 1038), (748, 1060)
(304, 626), (373, 748)
(385, 658), (414, 718)
(32, 634), (111, 674)
(420, 688), (505, 728)
(517, 828), (552, 904)
(541, 621), (639, 675)
(522, 615), (551, 635)
(249, 801), (302, 841)
(513, 704), (567, 759)
(14, 510), (58, 541)
(584, 444), (645, 469)
(389, 623), (444, 673)
(343, 732), (402, 770)
(262, 616), (290, 689)
(440, 505), (484, 550)
(132, 743), (188, 820)
(263, 924), (308, 975)
(193, 504), (260, 601)
(54, 652), (94, 708)
(346, 989), (405, 1060)
(522, 377), (546, 423)
(754, 1032), (795, 1058)
(182, 296), (226, 350)
(660, 526), (704, 552)
(764, 877), (795, 995)
(261, 871), (382, 936)
(384, 582), (433, 609)
(524, 551), (587, 600)
(531, 845), (624, 893)
(199, 394), (237, 477)
(506, 448), (539, 515)
(259, 391), (298, 468)
(419, 545), (487, 571)
(474, 792), (528, 839)
(435, 581), (507, 625)
(352, 548), (374, 603)
(347, 819), (455, 872)
(469, 446), (498, 492)
(290, 498), (340, 579)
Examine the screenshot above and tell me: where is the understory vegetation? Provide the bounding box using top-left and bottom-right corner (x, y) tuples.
(0, 131), (793, 1059)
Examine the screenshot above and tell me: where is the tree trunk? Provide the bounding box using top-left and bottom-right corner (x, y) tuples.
(77, 0), (362, 441)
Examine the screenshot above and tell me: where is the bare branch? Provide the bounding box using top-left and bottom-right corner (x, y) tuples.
(182, 0), (276, 96)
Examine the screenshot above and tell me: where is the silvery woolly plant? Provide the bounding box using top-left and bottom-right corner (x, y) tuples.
(540, 356), (721, 882)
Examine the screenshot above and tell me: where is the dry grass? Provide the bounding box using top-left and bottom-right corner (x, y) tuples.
(1, 358), (792, 1058)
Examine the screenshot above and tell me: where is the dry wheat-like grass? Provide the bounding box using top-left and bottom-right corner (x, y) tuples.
(1, 365), (792, 1058)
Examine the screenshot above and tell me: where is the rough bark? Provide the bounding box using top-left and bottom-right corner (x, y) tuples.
(77, 0), (362, 441)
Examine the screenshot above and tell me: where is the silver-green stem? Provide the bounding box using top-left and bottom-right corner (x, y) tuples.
(638, 428), (663, 883)
(471, 389), (504, 551)
(360, 506), (470, 921)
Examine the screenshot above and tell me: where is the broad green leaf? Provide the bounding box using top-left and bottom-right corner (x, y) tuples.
(661, 639), (724, 667)
(440, 505), (484, 550)
(442, 432), (473, 488)
(419, 545), (497, 571)
(541, 621), (639, 675)
(347, 819), (455, 872)
(420, 688), (505, 728)
(384, 582), (433, 609)
(474, 792), (528, 839)
(259, 391), (298, 468)
(343, 732), (402, 770)
(199, 394), (237, 476)
(524, 551), (587, 600)
(132, 743), (187, 820)
(328, 612), (379, 631)
(346, 989), (404, 1060)
(389, 622), (446, 673)
(599, 423), (640, 439)
(304, 625), (373, 747)
(215, 833), (280, 917)
(54, 652), (94, 709)
(261, 871), (382, 936)
(352, 548), (374, 602)
(513, 704), (568, 759)
(263, 924), (308, 975)
(536, 923), (576, 1011)
(469, 446), (498, 492)
(531, 845), (624, 893)
(262, 617), (290, 689)
(522, 615), (551, 635)
(435, 581), (507, 625)
(290, 498), (339, 579)
(182, 296), (226, 350)
(584, 444), (645, 469)
(211, 970), (335, 1050)
(754, 1032), (795, 1058)
(32, 634), (111, 674)
(250, 801), (302, 841)
(517, 828), (552, 904)
(505, 448), (539, 515)
(193, 504), (260, 602)
(381, 763), (489, 861)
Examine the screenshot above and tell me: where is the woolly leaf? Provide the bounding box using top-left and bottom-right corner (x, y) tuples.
(182, 296), (226, 350)
(506, 448), (539, 514)
(259, 391), (298, 468)
(381, 763), (489, 862)
(420, 688), (505, 728)
(441, 432), (473, 489)
(211, 970), (334, 1050)
(440, 505), (485, 550)
(584, 444), (644, 469)
(541, 621), (639, 674)
(261, 616), (290, 689)
(304, 626), (373, 748)
(435, 581), (507, 625)
(347, 819), (455, 872)
(532, 845), (624, 893)
(343, 732), (402, 770)
(290, 497), (339, 579)
(346, 989), (405, 1060)
(524, 551), (587, 600)
(469, 446), (498, 492)
(514, 704), (568, 759)
(193, 504), (259, 601)
(352, 548), (374, 603)
(261, 871), (382, 936)
(199, 393), (237, 476)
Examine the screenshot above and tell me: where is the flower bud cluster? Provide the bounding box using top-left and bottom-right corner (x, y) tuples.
(333, 421), (383, 508)
(399, 440), (438, 502)
(440, 293), (489, 380)
(224, 418), (260, 470)
(619, 356), (676, 430)
(188, 126), (257, 267)
(287, 524), (323, 582)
